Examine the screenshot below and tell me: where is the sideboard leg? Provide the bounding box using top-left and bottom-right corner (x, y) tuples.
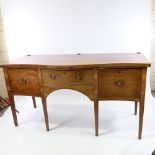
(32, 96), (37, 108)
(9, 95), (18, 126)
(94, 100), (99, 136)
(41, 97), (49, 131)
(134, 101), (138, 115)
(138, 68), (146, 139)
(138, 101), (144, 139)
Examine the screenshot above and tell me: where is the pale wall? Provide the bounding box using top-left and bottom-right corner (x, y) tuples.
(151, 0), (155, 91)
(0, 6), (8, 97)
(0, 0), (151, 60)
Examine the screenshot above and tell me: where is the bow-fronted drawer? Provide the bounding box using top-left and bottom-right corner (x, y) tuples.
(7, 69), (40, 95)
(41, 70), (93, 87)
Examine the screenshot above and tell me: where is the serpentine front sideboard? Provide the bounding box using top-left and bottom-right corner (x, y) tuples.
(0, 53), (150, 139)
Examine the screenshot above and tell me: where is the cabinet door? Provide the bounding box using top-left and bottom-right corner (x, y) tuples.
(7, 69), (40, 95)
(99, 69), (141, 100)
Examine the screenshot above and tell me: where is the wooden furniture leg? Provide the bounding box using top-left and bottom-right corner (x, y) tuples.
(32, 96), (37, 108)
(134, 101), (138, 115)
(41, 97), (49, 131)
(138, 101), (144, 139)
(94, 100), (99, 136)
(9, 95), (18, 126)
(138, 68), (146, 139)
(152, 150), (155, 155)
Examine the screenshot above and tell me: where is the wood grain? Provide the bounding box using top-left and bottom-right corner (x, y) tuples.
(0, 53), (150, 68)
(99, 69), (141, 100)
(41, 69), (93, 87)
(7, 69), (40, 95)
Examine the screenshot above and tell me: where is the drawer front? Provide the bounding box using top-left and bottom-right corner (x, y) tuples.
(7, 69), (40, 95)
(99, 69), (141, 100)
(41, 70), (93, 87)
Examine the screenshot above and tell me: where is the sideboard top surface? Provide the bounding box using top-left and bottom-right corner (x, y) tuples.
(0, 53), (151, 68)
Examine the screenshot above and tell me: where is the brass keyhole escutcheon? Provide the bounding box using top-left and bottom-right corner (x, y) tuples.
(115, 80), (123, 87)
(21, 78), (27, 84)
(75, 75), (82, 80)
(50, 74), (56, 80)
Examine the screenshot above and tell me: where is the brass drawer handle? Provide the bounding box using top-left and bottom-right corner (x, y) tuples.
(50, 74), (56, 80)
(115, 80), (123, 87)
(21, 78), (27, 84)
(75, 75), (82, 80)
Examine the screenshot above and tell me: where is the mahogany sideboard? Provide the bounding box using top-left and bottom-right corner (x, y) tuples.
(0, 53), (151, 139)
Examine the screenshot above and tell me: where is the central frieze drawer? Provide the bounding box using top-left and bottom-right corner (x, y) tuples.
(99, 69), (141, 100)
(41, 70), (93, 87)
(7, 69), (40, 95)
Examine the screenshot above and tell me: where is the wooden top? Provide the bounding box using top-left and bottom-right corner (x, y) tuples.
(0, 53), (151, 69)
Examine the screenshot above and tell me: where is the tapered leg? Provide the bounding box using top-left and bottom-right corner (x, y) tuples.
(41, 97), (49, 131)
(138, 101), (144, 139)
(134, 101), (138, 115)
(32, 96), (37, 108)
(9, 95), (18, 126)
(138, 68), (146, 139)
(94, 100), (99, 136)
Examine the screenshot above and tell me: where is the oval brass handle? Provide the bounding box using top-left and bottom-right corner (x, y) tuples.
(115, 80), (123, 87)
(75, 75), (82, 80)
(21, 78), (27, 84)
(50, 74), (56, 80)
